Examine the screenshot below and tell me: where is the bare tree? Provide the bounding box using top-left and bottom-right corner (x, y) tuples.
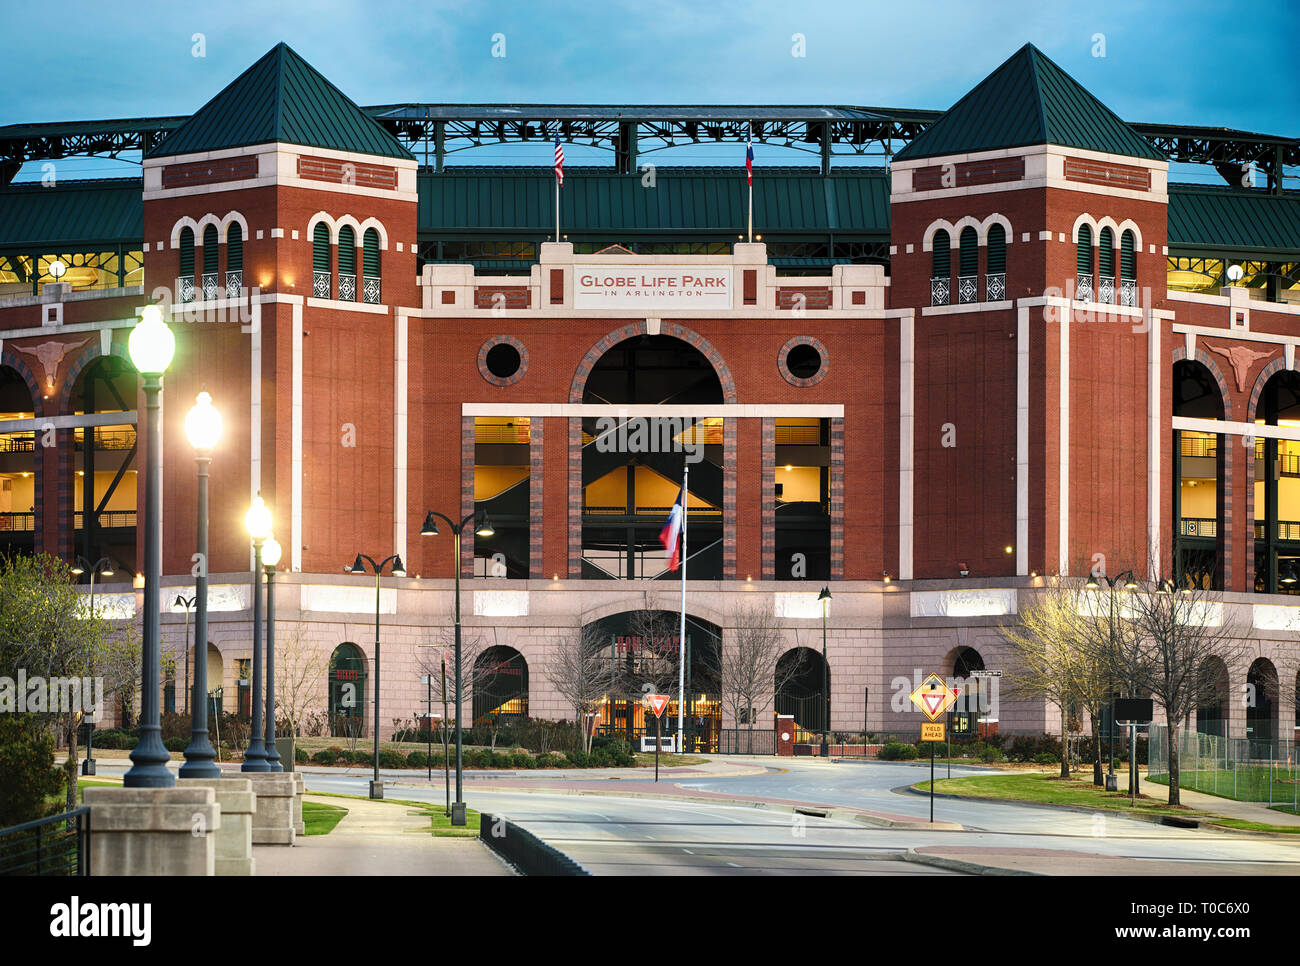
(415, 620), (488, 737)
(546, 623), (609, 753)
(275, 621), (327, 739)
(621, 590), (681, 700)
(707, 601), (800, 753)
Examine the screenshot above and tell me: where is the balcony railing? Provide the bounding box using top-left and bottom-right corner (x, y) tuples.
(1180, 434), (1218, 458)
(313, 270), (331, 299)
(930, 277), (950, 306)
(1076, 274), (1093, 302)
(958, 274), (978, 304)
(338, 272), (356, 302)
(1120, 278), (1137, 307)
(201, 272), (218, 301)
(1098, 274), (1114, 304)
(74, 510), (136, 529)
(583, 504), (722, 517)
(986, 272), (1005, 301)
(225, 270), (242, 299)
(1179, 517), (1217, 538)
(73, 428), (136, 451)
(178, 275), (195, 303)
(1255, 521), (1300, 542)
(0, 512), (34, 532)
(363, 275), (381, 304)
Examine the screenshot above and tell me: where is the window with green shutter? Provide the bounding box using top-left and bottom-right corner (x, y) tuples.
(1120, 230), (1136, 279)
(987, 225), (1006, 273)
(313, 223), (331, 272)
(338, 226), (356, 275)
(203, 225), (218, 275)
(226, 224), (243, 272)
(362, 229), (380, 277)
(959, 227), (978, 277)
(179, 227), (195, 276)
(932, 230), (950, 277)
(1099, 228), (1114, 277)
(1076, 225), (1093, 274)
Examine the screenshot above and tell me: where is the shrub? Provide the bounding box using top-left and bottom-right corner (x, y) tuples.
(92, 729), (136, 750)
(164, 737), (188, 752)
(1032, 752), (1060, 765)
(534, 753), (563, 769)
(565, 750), (590, 769)
(878, 742), (918, 761)
(979, 746), (1003, 763)
(511, 752), (534, 769)
(294, 746), (308, 764)
(406, 751), (428, 768)
(0, 715), (65, 826)
(160, 711), (191, 741)
(377, 750), (406, 769)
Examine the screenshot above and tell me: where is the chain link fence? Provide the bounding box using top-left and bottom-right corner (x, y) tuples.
(1147, 723), (1300, 809)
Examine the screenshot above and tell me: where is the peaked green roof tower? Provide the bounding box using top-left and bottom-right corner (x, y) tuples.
(146, 43), (413, 160)
(894, 43), (1163, 163)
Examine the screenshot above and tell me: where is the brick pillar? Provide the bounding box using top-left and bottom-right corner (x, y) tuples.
(1226, 429), (1250, 592)
(722, 417), (736, 578)
(52, 428), (75, 560)
(568, 417), (581, 578)
(761, 418), (775, 579)
(460, 415), (474, 578)
(735, 419), (762, 579)
(830, 417), (845, 579)
(541, 417), (568, 579)
(529, 418), (543, 578)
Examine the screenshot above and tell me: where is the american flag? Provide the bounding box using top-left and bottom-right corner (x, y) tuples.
(554, 135), (564, 187)
(745, 122), (753, 186)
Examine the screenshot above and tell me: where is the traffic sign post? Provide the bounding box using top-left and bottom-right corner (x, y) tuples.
(910, 674), (961, 823)
(646, 694), (670, 782)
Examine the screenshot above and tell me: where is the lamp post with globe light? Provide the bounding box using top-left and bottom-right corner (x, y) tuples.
(123, 304), (176, 788)
(262, 535), (283, 771)
(242, 494), (272, 772)
(344, 552), (406, 799)
(180, 390), (222, 778)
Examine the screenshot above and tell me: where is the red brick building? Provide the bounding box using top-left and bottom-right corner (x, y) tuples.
(0, 43), (1296, 744)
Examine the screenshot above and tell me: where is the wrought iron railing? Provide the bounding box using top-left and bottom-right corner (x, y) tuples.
(201, 272), (218, 301)
(225, 270), (242, 299)
(930, 276), (950, 306)
(363, 275), (381, 304)
(1076, 273), (1093, 302)
(313, 270), (331, 299)
(338, 272), (356, 302)
(1254, 520), (1300, 541)
(1180, 434), (1217, 458)
(1179, 517), (1217, 537)
(0, 433), (34, 452)
(986, 272), (1005, 301)
(1098, 274), (1115, 304)
(957, 274), (977, 304)
(178, 275), (195, 303)
(73, 428), (136, 451)
(0, 807), (90, 875)
(74, 510), (136, 529)
(475, 422), (531, 444)
(1120, 278), (1137, 307)
(0, 512), (34, 532)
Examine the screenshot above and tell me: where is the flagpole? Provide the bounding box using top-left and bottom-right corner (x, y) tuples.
(676, 463), (689, 754)
(746, 122), (753, 243)
(555, 175), (560, 244)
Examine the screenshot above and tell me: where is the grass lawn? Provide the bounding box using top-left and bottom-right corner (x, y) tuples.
(631, 752), (707, 768)
(1146, 766), (1300, 806)
(1208, 817), (1300, 834)
(304, 791), (481, 837)
(919, 772), (1211, 818)
(302, 800), (348, 836)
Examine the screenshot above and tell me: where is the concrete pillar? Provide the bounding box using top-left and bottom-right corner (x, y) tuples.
(178, 777), (255, 875)
(776, 714), (794, 757)
(84, 786), (219, 876)
(292, 772), (305, 836)
(245, 773), (297, 845)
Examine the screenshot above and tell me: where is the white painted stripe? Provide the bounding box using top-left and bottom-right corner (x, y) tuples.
(1016, 306), (1029, 574)
(394, 310), (409, 563)
(1059, 312), (1070, 576)
(461, 403), (845, 417)
(291, 302), (303, 572)
(1173, 417), (1300, 441)
(899, 313), (914, 580)
(1148, 315), (1161, 579)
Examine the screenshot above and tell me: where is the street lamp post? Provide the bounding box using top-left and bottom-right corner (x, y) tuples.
(242, 494), (272, 772)
(72, 555), (114, 777)
(421, 509), (493, 825)
(262, 536), (283, 771)
(124, 304), (176, 788)
(818, 586), (832, 758)
(180, 391), (221, 777)
(1086, 569), (1136, 790)
(345, 552), (405, 799)
(174, 595), (196, 715)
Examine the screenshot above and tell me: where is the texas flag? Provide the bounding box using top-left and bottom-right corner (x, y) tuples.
(659, 485), (685, 571)
(745, 123), (754, 185)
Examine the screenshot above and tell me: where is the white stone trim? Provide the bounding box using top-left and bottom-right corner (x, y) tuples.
(291, 301), (303, 573)
(462, 403), (845, 417)
(249, 299), (261, 570)
(1017, 305), (1029, 575)
(394, 310), (408, 566)
(170, 216), (200, 249)
(305, 297), (389, 314)
(922, 300), (1013, 316)
(1174, 417), (1300, 442)
(1059, 304), (1070, 576)
(1071, 213), (1097, 244)
(899, 311), (915, 581)
(1038, 230), (1052, 242)
(270, 228), (284, 239)
(359, 217), (389, 250)
(921, 219), (955, 253)
(1148, 314), (1161, 579)
(982, 212), (1013, 245)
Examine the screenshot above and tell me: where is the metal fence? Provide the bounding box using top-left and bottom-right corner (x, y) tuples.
(479, 812), (590, 876)
(1147, 724), (1300, 809)
(718, 728), (776, 755)
(0, 807), (90, 875)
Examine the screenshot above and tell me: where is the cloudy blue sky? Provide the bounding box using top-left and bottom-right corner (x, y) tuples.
(4, 0), (1295, 181)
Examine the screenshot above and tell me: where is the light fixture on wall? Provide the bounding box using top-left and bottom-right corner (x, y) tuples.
(959, 564), (970, 577)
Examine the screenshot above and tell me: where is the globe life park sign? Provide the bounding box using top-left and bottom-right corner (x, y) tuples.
(573, 265), (733, 309)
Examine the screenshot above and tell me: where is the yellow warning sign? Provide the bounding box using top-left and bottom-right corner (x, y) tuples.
(909, 673), (962, 722)
(921, 722), (945, 742)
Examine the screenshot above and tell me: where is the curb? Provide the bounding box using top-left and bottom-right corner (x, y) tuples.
(902, 849), (1041, 876)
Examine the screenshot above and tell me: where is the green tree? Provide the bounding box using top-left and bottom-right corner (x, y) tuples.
(0, 714), (64, 826)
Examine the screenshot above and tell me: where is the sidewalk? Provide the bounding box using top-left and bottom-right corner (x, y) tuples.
(1120, 766), (1300, 828)
(253, 795), (513, 876)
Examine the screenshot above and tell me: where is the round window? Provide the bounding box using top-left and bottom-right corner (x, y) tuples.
(486, 343), (521, 379)
(786, 344), (822, 379)
(778, 337), (829, 387)
(478, 337), (528, 386)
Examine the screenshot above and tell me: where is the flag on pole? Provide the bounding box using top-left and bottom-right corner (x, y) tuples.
(658, 486), (685, 571)
(745, 123), (753, 185)
(554, 135), (565, 187)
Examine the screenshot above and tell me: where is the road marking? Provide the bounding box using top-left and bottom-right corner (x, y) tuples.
(682, 848), (693, 854)
(726, 862), (741, 867)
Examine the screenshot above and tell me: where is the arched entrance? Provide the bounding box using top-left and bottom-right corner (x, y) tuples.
(776, 646), (829, 734)
(1246, 657), (1279, 747)
(202, 642), (224, 718)
(1173, 359), (1225, 589)
(472, 645), (529, 723)
(0, 365), (36, 559)
(328, 643), (368, 738)
(1253, 369), (1300, 593)
(580, 335), (724, 580)
(1196, 657), (1230, 737)
(584, 608), (721, 751)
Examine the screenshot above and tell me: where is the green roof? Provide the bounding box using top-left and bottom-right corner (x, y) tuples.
(1168, 185), (1300, 258)
(419, 166), (891, 236)
(894, 44), (1164, 163)
(0, 179), (142, 251)
(145, 43), (412, 161)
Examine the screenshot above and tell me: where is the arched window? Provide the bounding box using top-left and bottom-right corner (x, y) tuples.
(1075, 224), (1093, 301)
(337, 225), (356, 301)
(1120, 229), (1137, 306)
(362, 228), (381, 303)
(986, 224), (1006, 301)
(312, 223), (331, 298)
(201, 225), (219, 300)
(178, 227), (195, 303)
(958, 226), (978, 303)
(225, 223), (243, 298)
(930, 229), (950, 306)
(1098, 227), (1115, 303)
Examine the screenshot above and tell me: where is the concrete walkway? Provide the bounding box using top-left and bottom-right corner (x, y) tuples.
(1120, 766), (1300, 827)
(254, 795), (513, 876)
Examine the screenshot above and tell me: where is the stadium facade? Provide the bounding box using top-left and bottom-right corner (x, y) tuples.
(0, 42), (1297, 745)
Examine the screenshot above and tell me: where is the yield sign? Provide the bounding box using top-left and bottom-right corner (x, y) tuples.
(909, 674), (962, 722)
(646, 694), (670, 718)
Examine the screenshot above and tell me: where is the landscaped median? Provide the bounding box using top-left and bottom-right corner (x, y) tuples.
(912, 772), (1213, 820)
